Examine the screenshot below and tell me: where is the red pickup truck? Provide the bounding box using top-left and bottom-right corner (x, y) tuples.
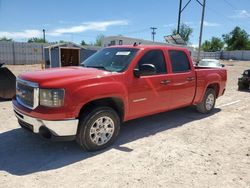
(13, 45), (227, 151)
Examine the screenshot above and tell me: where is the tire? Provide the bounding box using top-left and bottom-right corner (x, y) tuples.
(197, 88), (216, 114)
(76, 107), (120, 151)
(238, 83), (246, 90)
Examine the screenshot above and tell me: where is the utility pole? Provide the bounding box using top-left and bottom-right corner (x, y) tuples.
(43, 29), (46, 43)
(197, 0), (206, 61)
(177, 0), (182, 34)
(177, 0), (192, 34)
(150, 27), (157, 42)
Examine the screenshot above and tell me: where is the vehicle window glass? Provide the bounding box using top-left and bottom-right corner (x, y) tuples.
(169, 50), (191, 73)
(81, 48), (138, 72)
(137, 50), (167, 74)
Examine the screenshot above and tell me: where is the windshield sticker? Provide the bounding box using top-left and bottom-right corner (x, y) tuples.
(116, 51), (131, 56)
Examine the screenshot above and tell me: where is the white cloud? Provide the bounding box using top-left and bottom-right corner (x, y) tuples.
(0, 30), (42, 39)
(164, 23), (176, 27)
(190, 44), (199, 48)
(231, 10), (250, 18)
(50, 20), (129, 36)
(164, 21), (194, 28)
(0, 20), (129, 39)
(203, 21), (221, 27)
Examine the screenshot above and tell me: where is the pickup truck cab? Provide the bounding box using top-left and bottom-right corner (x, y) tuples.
(13, 45), (227, 151)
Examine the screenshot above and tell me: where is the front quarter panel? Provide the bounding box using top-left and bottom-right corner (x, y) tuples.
(67, 74), (129, 118)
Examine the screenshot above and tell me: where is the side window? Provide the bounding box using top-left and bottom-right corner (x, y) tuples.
(137, 50), (167, 74)
(110, 40), (116, 46)
(169, 50), (191, 73)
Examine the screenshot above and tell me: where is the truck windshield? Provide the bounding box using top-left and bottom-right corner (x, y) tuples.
(81, 48), (139, 72)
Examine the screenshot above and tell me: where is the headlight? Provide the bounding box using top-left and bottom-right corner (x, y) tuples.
(244, 70), (248, 75)
(39, 89), (64, 107)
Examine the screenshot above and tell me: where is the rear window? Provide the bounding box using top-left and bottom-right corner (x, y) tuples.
(169, 50), (191, 73)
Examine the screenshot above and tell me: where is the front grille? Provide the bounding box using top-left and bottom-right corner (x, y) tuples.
(17, 82), (34, 107)
(16, 78), (39, 109)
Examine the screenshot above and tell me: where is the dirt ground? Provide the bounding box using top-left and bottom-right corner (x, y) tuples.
(0, 61), (250, 188)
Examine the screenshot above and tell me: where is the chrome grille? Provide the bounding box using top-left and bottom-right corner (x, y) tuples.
(16, 78), (39, 109)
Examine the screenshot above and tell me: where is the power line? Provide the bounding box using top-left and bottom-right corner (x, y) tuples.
(206, 5), (234, 24)
(222, 0), (237, 9)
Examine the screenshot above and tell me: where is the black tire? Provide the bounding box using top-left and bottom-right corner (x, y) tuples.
(196, 88), (216, 114)
(76, 107), (120, 151)
(238, 83), (246, 90)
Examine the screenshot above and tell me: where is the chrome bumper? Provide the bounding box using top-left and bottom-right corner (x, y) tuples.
(14, 109), (79, 137)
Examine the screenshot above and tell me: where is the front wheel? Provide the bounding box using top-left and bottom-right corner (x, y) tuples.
(238, 82), (246, 90)
(76, 107), (120, 151)
(196, 88), (216, 114)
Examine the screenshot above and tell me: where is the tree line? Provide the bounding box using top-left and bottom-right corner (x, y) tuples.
(174, 24), (250, 52)
(0, 34), (104, 47)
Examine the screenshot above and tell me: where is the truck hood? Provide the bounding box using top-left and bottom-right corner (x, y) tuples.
(19, 66), (113, 87)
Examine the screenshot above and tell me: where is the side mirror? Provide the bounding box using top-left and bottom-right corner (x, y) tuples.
(134, 64), (156, 78)
(133, 68), (140, 78)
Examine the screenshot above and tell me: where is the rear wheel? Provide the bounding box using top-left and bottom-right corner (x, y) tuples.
(197, 88), (216, 114)
(76, 107), (120, 151)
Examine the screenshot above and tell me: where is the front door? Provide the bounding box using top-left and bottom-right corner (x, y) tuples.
(127, 49), (172, 119)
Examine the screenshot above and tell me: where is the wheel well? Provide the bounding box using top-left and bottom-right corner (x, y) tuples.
(78, 97), (124, 121)
(207, 83), (220, 97)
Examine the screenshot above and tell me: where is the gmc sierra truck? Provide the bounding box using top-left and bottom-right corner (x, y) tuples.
(13, 45), (227, 151)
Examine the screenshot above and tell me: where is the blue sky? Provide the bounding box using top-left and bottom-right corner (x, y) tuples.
(0, 0), (250, 45)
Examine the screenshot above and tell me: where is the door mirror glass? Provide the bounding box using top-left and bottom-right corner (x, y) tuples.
(134, 64), (156, 77)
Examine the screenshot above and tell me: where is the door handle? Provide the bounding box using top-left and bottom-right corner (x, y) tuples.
(187, 77), (195, 81)
(160, 80), (171, 85)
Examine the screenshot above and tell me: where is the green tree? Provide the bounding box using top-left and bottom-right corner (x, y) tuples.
(202, 40), (211, 52)
(247, 41), (250, 50)
(172, 23), (193, 44)
(27, 37), (47, 43)
(222, 26), (249, 50)
(94, 34), (104, 46)
(58, 40), (67, 43)
(0, 37), (13, 41)
(202, 37), (224, 52)
(80, 40), (87, 46)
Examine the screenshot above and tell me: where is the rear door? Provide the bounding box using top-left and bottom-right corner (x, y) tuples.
(167, 50), (196, 108)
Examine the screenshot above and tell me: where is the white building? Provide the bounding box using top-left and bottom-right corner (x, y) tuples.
(102, 35), (194, 52)
(102, 36), (173, 47)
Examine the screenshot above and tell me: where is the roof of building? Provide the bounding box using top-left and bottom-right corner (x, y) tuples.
(45, 42), (101, 50)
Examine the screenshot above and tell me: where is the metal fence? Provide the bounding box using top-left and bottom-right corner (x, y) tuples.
(0, 41), (44, 65)
(221, 51), (250, 61)
(1, 41), (250, 65)
(192, 50), (250, 61)
(192, 51), (221, 60)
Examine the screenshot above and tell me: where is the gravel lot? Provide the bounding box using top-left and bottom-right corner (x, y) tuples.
(0, 61), (250, 188)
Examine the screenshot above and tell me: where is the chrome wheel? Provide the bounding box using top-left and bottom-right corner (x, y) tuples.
(89, 116), (115, 146)
(205, 93), (215, 110)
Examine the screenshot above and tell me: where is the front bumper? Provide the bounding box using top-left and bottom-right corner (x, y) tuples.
(14, 108), (79, 138)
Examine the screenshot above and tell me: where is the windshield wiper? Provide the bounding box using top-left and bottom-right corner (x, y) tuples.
(86, 65), (107, 71)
